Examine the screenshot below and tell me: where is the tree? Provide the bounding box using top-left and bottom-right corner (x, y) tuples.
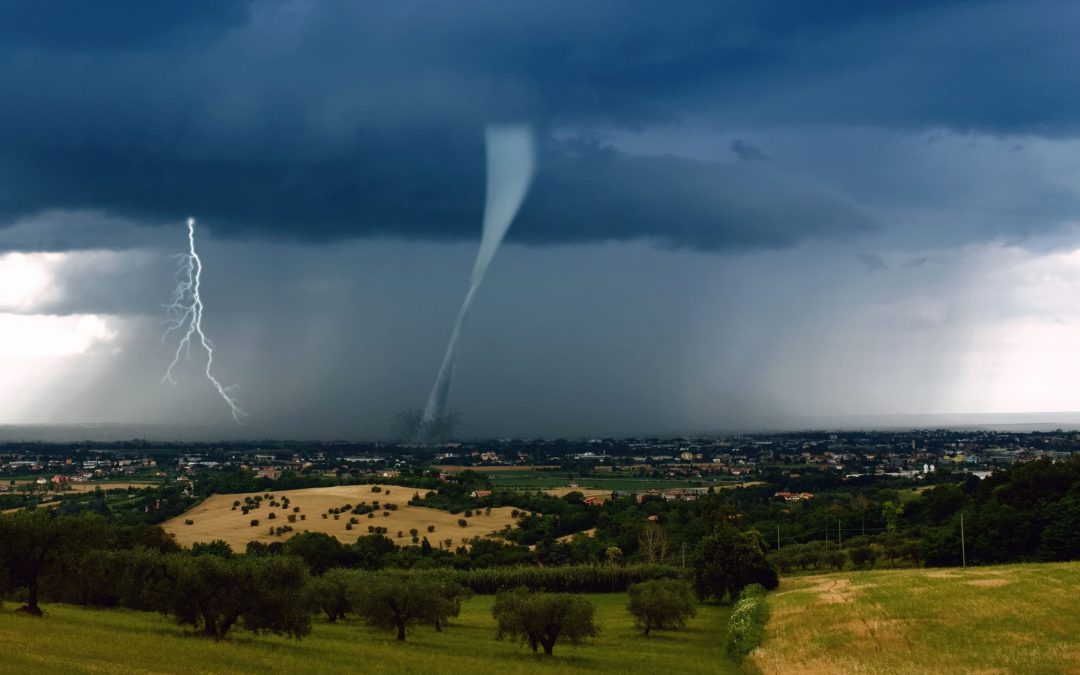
(492, 588), (599, 656)
(156, 553), (311, 639)
(424, 579), (469, 632)
(627, 579), (696, 636)
(0, 511), (108, 616)
(849, 546), (878, 569)
(638, 523), (669, 563)
(881, 501), (904, 533)
(350, 575), (442, 640)
(691, 525), (778, 602)
(306, 568), (355, 621)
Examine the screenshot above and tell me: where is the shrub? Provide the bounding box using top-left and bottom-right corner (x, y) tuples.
(725, 584), (768, 660)
(268, 512), (276, 520)
(427, 525), (436, 533)
(458, 519), (468, 528)
(184, 519), (194, 526)
(250, 519), (260, 527)
(627, 579), (696, 635)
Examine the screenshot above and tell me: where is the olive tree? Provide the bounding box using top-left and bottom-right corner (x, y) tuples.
(492, 588), (599, 656)
(350, 575), (459, 640)
(0, 511), (109, 616)
(157, 553), (311, 639)
(627, 579), (696, 636)
(306, 568), (356, 622)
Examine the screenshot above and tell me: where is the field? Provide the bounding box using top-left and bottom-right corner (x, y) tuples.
(163, 485), (521, 550)
(751, 562), (1080, 675)
(0, 594), (736, 675)
(481, 469), (757, 493)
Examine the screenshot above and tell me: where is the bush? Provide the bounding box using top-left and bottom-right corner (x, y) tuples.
(250, 519), (260, 527)
(458, 519), (468, 528)
(725, 584), (768, 660)
(427, 525), (436, 533)
(627, 579), (696, 635)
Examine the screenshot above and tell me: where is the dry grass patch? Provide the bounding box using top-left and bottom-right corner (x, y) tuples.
(163, 484), (520, 551)
(750, 563), (1080, 675)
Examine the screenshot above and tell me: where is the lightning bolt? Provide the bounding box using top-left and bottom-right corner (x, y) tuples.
(162, 218), (246, 422)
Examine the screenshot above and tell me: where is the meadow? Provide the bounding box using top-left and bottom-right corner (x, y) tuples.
(162, 485), (521, 550)
(750, 561), (1080, 675)
(0, 594), (736, 675)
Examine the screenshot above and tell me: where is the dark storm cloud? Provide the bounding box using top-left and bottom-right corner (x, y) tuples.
(0, 1), (1077, 249)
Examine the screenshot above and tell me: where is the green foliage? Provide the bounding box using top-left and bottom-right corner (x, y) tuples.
(493, 588), (599, 655)
(626, 579), (696, 635)
(692, 526), (778, 602)
(349, 574), (464, 640)
(373, 563), (684, 594)
(0, 511), (110, 615)
(154, 552), (311, 639)
(305, 568), (357, 622)
(724, 583), (767, 661)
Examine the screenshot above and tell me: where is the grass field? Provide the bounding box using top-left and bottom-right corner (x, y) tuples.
(751, 562), (1080, 675)
(163, 485), (521, 551)
(0, 594), (736, 675)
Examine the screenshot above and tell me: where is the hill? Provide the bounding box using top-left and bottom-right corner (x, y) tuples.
(750, 562), (1080, 674)
(162, 484), (520, 551)
(0, 594), (736, 675)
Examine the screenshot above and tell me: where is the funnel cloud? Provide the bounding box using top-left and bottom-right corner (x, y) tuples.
(422, 125), (537, 427)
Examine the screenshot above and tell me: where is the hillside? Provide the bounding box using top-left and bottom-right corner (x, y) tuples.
(162, 484), (520, 550)
(751, 562), (1080, 674)
(0, 594), (736, 675)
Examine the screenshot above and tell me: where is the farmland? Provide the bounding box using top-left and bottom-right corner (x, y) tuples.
(0, 593), (736, 675)
(163, 484), (521, 550)
(751, 562), (1080, 674)
(476, 468), (757, 493)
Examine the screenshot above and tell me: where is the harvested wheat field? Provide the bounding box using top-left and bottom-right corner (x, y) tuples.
(163, 484), (520, 551)
(750, 562), (1080, 675)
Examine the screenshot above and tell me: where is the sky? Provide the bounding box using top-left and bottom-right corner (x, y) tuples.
(4, 1), (1080, 439)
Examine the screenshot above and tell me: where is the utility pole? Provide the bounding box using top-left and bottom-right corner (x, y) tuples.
(960, 512), (966, 568)
(825, 528), (829, 553)
(838, 520), (842, 549)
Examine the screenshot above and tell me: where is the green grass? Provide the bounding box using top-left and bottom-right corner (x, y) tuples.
(0, 594), (736, 675)
(751, 562), (1080, 675)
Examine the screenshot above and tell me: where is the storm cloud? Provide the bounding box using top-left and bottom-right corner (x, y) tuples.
(2, 1), (1079, 251)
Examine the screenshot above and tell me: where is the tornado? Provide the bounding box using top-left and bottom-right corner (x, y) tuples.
(422, 124), (536, 427)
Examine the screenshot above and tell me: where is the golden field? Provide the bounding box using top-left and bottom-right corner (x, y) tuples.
(163, 484), (521, 550)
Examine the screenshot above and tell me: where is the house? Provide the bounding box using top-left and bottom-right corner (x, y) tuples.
(470, 489), (493, 498)
(255, 467), (282, 480)
(774, 491), (814, 502)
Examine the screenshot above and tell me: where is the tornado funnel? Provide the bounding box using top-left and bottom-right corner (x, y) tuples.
(422, 124), (536, 426)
